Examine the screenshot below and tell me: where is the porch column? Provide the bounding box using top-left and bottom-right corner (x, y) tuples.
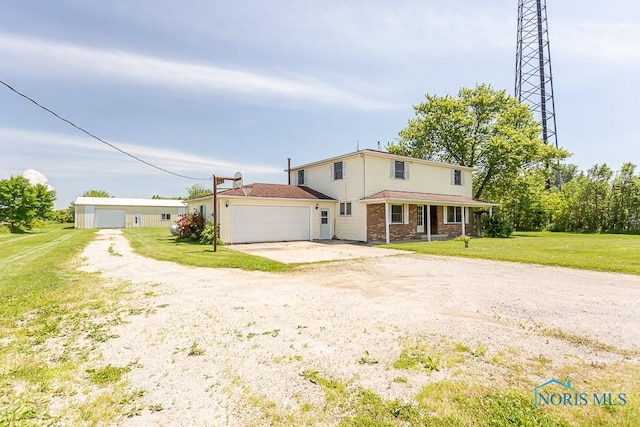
(384, 202), (390, 244)
(426, 204), (431, 242)
(461, 206), (466, 236)
(489, 206), (493, 217)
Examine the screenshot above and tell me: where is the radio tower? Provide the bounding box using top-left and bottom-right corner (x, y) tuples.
(515, 0), (558, 149)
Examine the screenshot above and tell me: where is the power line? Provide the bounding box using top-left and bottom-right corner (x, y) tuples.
(0, 79), (211, 181)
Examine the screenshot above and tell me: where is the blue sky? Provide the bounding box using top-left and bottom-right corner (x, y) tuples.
(1, 0), (639, 208)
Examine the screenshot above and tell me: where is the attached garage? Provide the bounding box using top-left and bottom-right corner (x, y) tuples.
(186, 183), (335, 244)
(232, 205), (310, 243)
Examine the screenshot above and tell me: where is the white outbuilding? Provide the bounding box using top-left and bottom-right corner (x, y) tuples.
(74, 197), (186, 229)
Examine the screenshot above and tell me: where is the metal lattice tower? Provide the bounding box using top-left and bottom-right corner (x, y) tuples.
(515, 0), (558, 149)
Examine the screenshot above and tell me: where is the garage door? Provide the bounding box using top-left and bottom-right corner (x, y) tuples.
(232, 205), (310, 243)
(95, 209), (126, 228)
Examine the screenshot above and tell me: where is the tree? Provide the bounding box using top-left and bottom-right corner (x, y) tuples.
(186, 184), (211, 200)
(0, 176), (56, 231)
(388, 84), (568, 200)
(82, 190), (113, 197)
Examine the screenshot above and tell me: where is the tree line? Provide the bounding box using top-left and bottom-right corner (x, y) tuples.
(389, 84), (640, 235)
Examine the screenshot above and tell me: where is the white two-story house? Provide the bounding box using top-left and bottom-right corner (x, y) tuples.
(186, 149), (496, 244)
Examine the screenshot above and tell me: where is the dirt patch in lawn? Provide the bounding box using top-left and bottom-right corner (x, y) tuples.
(79, 230), (640, 426)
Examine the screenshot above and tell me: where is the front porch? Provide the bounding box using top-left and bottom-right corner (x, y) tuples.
(361, 190), (498, 244)
(366, 204), (470, 243)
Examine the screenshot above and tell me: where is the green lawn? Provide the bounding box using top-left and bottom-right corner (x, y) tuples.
(122, 228), (290, 272)
(0, 224), (138, 425)
(384, 231), (640, 275)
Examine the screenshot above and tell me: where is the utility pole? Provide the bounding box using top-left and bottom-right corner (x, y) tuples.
(212, 175), (241, 252)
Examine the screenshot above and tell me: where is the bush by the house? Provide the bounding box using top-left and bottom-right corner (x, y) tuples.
(175, 212), (205, 240)
(199, 221), (223, 245)
(484, 212), (513, 238)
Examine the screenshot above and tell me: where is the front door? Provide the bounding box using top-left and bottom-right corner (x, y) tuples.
(133, 214), (142, 228)
(416, 205), (424, 233)
(430, 206), (438, 234)
(320, 209), (331, 239)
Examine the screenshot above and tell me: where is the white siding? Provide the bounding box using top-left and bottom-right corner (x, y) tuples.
(363, 155), (472, 198)
(292, 155), (367, 241)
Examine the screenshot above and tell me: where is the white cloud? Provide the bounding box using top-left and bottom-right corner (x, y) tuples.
(0, 35), (397, 110)
(0, 127), (283, 179)
(23, 168), (54, 191)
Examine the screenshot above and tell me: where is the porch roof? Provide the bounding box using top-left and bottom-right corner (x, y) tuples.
(360, 190), (497, 208)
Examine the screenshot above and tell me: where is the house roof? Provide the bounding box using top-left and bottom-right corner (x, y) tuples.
(74, 197), (186, 207)
(360, 190), (497, 207)
(187, 183), (334, 201)
(290, 149), (475, 172)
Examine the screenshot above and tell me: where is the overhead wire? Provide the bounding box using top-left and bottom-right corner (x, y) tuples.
(0, 79), (211, 181)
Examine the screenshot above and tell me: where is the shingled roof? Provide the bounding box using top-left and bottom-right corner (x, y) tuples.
(361, 190), (496, 207)
(219, 183), (334, 200)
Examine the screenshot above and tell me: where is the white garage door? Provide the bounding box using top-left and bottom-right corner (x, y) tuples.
(94, 209), (126, 228)
(232, 205), (310, 243)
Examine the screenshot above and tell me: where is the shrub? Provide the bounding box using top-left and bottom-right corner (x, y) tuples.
(199, 221), (223, 245)
(175, 212), (205, 239)
(484, 212), (513, 238)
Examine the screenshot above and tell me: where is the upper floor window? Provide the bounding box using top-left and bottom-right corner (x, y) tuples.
(297, 169), (305, 185)
(453, 169), (463, 186)
(394, 161), (405, 179)
(333, 161), (344, 180)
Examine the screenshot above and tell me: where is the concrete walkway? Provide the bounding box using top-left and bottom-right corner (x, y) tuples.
(229, 240), (410, 263)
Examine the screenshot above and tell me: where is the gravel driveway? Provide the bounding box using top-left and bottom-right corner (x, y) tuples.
(79, 230), (640, 426)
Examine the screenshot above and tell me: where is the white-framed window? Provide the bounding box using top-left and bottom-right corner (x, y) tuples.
(390, 160), (409, 179)
(339, 202), (352, 216)
(161, 213), (171, 220)
(333, 161), (344, 180)
(395, 161), (405, 179)
(452, 169), (463, 186)
(445, 206), (470, 224)
(390, 204), (403, 224)
(297, 169), (305, 185)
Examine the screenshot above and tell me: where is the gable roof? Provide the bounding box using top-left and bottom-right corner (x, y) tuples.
(360, 190), (497, 207)
(188, 183), (334, 201)
(74, 197), (186, 207)
(290, 149), (475, 171)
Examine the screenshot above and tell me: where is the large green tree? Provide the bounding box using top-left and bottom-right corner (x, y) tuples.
(82, 189), (113, 197)
(0, 176), (56, 231)
(388, 84), (567, 200)
(186, 183), (211, 199)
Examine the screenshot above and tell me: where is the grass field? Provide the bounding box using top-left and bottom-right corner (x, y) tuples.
(0, 224), (141, 425)
(384, 231), (640, 275)
(122, 228), (290, 272)
(2, 226), (639, 425)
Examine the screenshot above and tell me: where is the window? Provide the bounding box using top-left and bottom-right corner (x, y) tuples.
(161, 213), (171, 220)
(321, 210), (329, 224)
(453, 169), (463, 186)
(297, 169), (305, 185)
(333, 161), (344, 180)
(445, 206), (469, 224)
(339, 202), (352, 216)
(391, 205), (403, 224)
(394, 161), (405, 179)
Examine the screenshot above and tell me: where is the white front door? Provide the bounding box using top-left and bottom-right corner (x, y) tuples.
(133, 214), (142, 228)
(320, 209), (331, 239)
(417, 205), (424, 233)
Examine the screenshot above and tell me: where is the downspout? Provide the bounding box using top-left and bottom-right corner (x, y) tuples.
(287, 158), (291, 185)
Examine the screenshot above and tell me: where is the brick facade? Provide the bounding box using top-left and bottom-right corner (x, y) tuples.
(367, 204), (472, 242)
